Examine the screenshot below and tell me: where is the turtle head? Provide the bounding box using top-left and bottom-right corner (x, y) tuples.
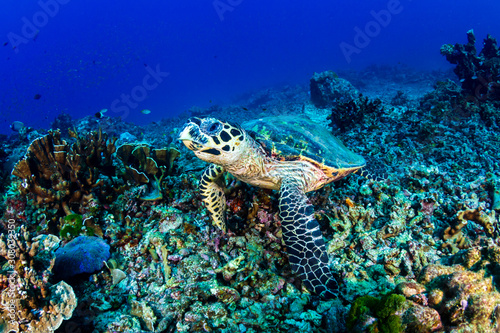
(178, 117), (246, 165)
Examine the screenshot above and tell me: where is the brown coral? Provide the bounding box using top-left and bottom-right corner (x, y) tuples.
(116, 143), (180, 201)
(0, 227), (77, 332)
(12, 129), (117, 217)
(417, 264), (500, 330)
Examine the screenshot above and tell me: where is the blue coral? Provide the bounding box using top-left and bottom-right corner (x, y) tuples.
(53, 236), (110, 280)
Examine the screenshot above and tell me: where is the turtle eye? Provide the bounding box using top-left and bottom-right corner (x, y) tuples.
(205, 121), (222, 134)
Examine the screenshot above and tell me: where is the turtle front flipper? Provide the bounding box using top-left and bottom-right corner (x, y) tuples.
(279, 177), (339, 299)
(200, 164), (227, 232)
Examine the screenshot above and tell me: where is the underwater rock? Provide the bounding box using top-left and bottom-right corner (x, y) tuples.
(119, 131), (137, 143)
(309, 70), (359, 108)
(50, 112), (73, 135)
(53, 235), (110, 280)
(129, 299), (157, 331)
(327, 93), (383, 133)
(93, 311), (143, 333)
(401, 301), (442, 332)
(416, 263), (500, 330)
(441, 29), (500, 101)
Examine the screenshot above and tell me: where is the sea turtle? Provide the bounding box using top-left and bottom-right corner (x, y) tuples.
(178, 115), (365, 299)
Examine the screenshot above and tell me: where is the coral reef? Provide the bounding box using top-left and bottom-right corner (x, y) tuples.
(116, 143), (180, 201)
(327, 93), (383, 133)
(12, 129), (117, 218)
(53, 235), (110, 280)
(2, 36), (500, 332)
(310, 70), (360, 108)
(441, 29), (500, 101)
(347, 294), (406, 332)
(0, 227), (77, 332)
(50, 112), (73, 137)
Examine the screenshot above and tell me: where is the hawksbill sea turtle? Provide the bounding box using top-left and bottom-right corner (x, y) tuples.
(178, 115), (365, 299)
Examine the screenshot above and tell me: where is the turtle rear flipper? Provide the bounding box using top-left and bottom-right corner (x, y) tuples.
(200, 164), (227, 232)
(279, 177), (339, 299)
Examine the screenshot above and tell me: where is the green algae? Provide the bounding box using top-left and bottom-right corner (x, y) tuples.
(59, 214), (84, 240)
(347, 293), (406, 333)
(59, 213), (96, 240)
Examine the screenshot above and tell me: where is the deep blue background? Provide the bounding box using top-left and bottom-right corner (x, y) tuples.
(0, 0), (499, 134)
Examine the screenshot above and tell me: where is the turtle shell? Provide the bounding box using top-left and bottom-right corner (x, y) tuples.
(242, 115), (365, 173)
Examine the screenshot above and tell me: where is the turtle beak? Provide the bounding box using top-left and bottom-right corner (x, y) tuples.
(178, 124), (193, 142)
(178, 123), (203, 151)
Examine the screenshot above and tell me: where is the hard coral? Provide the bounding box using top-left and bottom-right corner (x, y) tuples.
(117, 143), (180, 201)
(441, 29), (500, 101)
(327, 93), (383, 133)
(0, 227), (77, 333)
(442, 208), (497, 254)
(12, 129), (117, 217)
(418, 264), (500, 330)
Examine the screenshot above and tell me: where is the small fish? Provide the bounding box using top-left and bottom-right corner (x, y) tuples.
(33, 93), (42, 100)
(242, 107), (248, 111)
(3, 42), (8, 47)
(10, 121), (25, 132)
(262, 108), (267, 111)
(460, 79), (465, 83)
(471, 75), (478, 80)
(95, 109), (108, 119)
(141, 109), (151, 115)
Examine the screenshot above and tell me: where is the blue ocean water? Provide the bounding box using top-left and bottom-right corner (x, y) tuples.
(0, 0), (499, 134)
